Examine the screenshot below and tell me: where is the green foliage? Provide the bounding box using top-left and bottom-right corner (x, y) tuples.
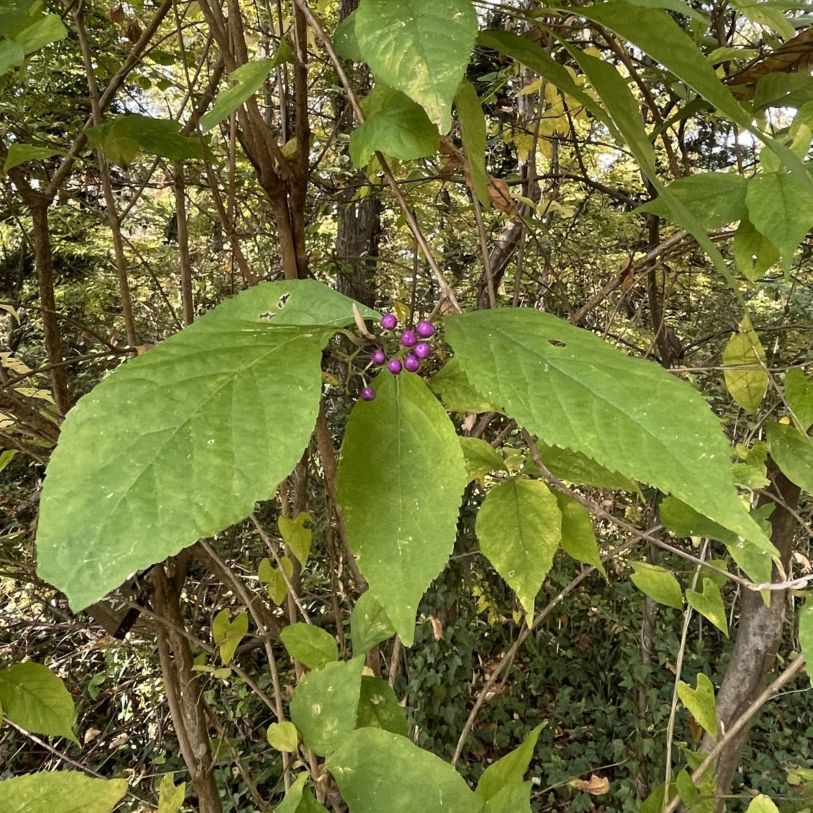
(0, 772), (128, 813)
(745, 795), (781, 813)
(800, 598), (813, 686)
(354, 0), (477, 132)
(766, 422), (813, 495)
(279, 512), (312, 566)
(475, 722), (545, 801)
(356, 676), (408, 737)
(723, 319), (768, 413)
(476, 477), (562, 618)
(3, 143), (62, 172)
(629, 562), (683, 609)
(785, 369), (813, 431)
(686, 578), (729, 636)
(211, 609), (248, 665)
(275, 773), (326, 813)
(266, 722), (298, 753)
(156, 773), (185, 813)
(0, 662), (76, 742)
(556, 493), (606, 577)
(459, 437), (506, 483)
(350, 592), (395, 655)
(336, 373), (468, 644)
(677, 673), (718, 739)
(280, 624), (338, 670)
(455, 79), (489, 206)
(86, 115), (202, 164)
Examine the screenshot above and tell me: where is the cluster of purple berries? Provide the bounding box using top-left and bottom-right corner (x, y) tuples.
(359, 314), (435, 401)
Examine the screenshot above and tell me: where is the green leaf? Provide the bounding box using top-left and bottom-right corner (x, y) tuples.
(12, 13), (66, 54)
(280, 623), (338, 670)
(336, 373), (468, 645)
(766, 421), (813, 495)
(200, 48), (293, 133)
(556, 493), (606, 577)
(0, 662), (76, 742)
(456, 79), (489, 206)
(3, 143), (62, 173)
(753, 74), (813, 111)
(482, 782), (532, 813)
(279, 511), (312, 566)
(660, 497), (737, 546)
(746, 171), (813, 273)
(0, 39), (24, 76)
(786, 368), (813, 431)
(637, 173), (747, 230)
(354, 0), (477, 132)
(87, 114), (202, 164)
(677, 673), (718, 739)
(259, 556), (294, 605)
(733, 218), (779, 282)
(800, 597), (813, 686)
(0, 449), (17, 474)
(37, 280), (372, 611)
(327, 728), (483, 812)
(536, 442), (637, 491)
(275, 773), (325, 813)
(744, 796), (780, 813)
(266, 721), (298, 753)
(0, 772), (128, 813)
(349, 85), (440, 168)
(686, 578), (728, 635)
(211, 609), (248, 665)
(334, 10), (361, 62)
(460, 437), (505, 484)
(356, 676), (408, 737)
(157, 773), (185, 813)
(289, 657), (364, 756)
(629, 562), (683, 609)
(444, 309), (775, 571)
(476, 478), (561, 618)
(351, 591), (396, 655)
(476, 722), (545, 801)
(722, 318), (768, 413)
(429, 357), (500, 413)
(0, 0), (33, 36)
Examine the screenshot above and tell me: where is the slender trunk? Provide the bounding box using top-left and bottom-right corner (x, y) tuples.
(174, 161), (194, 326)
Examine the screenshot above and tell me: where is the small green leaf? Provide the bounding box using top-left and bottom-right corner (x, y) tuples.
(275, 773), (320, 813)
(799, 597), (813, 686)
(785, 368), (813, 431)
(0, 772), (128, 813)
(460, 437), (505, 483)
(746, 171), (813, 273)
(722, 318), (768, 413)
(556, 493), (606, 577)
(280, 623), (338, 670)
(356, 676), (408, 737)
(157, 773), (185, 813)
(355, 0), (477, 132)
(87, 114), (202, 165)
(350, 591), (395, 655)
(429, 357), (500, 413)
(537, 443), (637, 491)
(744, 795), (780, 813)
(766, 421), (813, 495)
(476, 478), (561, 618)
(629, 562), (683, 609)
(476, 722), (545, 801)
(259, 556), (294, 605)
(279, 511), (312, 566)
(289, 657), (364, 756)
(267, 721), (298, 753)
(327, 728), (482, 812)
(201, 49), (293, 133)
(677, 673), (718, 739)
(0, 662), (76, 742)
(456, 79), (489, 206)
(733, 218), (779, 282)
(0, 450), (17, 474)
(336, 373), (468, 645)
(686, 578), (728, 635)
(211, 609), (248, 665)
(3, 143), (62, 173)
(350, 85), (440, 168)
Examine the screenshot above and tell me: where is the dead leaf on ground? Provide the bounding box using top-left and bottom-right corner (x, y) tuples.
(570, 775), (611, 795)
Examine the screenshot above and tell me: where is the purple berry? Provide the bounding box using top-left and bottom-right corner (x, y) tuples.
(404, 354), (420, 373)
(360, 387), (376, 401)
(380, 313), (398, 331)
(414, 342), (431, 359)
(416, 321), (435, 338)
(387, 358), (402, 375)
(400, 330), (417, 348)
(371, 348), (386, 365)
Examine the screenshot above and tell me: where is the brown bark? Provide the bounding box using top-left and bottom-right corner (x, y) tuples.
(703, 466), (801, 809)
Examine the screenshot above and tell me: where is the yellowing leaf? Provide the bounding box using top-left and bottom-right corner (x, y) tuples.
(677, 673), (718, 739)
(723, 319), (768, 413)
(279, 511), (312, 566)
(258, 556), (294, 605)
(686, 577), (728, 636)
(629, 561), (683, 609)
(266, 721), (298, 753)
(157, 773), (185, 813)
(211, 609), (248, 665)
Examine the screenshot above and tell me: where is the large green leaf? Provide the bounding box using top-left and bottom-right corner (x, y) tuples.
(0, 772), (128, 813)
(37, 280), (373, 611)
(0, 662), (76, 741)
(456, 79), (489, 206)
(766, 422), (813, 495)
(87, 115), (202, 165)
(350, 85), (439, 168)
(327, 728), (483, 812)
(444, 309), (775, 570)
(289, 657), (364, 756)
(637, 173), (748, 230)
(476, 723), (545, 801)
(336, 373), (467, 645)
(354, 0), (477, 132)
(746, 171), (813, 273)
(476, 478), (562, 618)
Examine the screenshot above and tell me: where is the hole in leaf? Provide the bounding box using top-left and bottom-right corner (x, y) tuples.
(259, 311), (275, 320)
(276, 293), (291, 309)
(548, 338), (566, 348)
